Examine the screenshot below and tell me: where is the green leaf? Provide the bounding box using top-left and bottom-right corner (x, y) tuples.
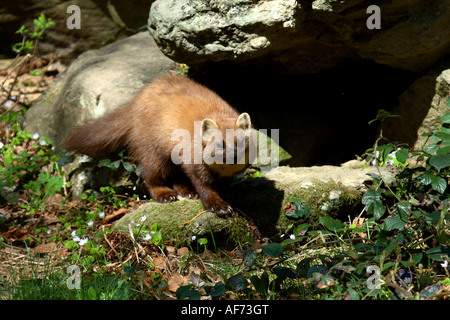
(250, 273), (269, 295)
(273, 266), (299, 281)
(396, 201), (411, 219)
(286, 198), (311, 218)
(347, 287), (360, 300)
(385, 214), (407, 231)
(429, 154), (450, 172)
(425, 246), (450, 262)
(176, 284), (201, 300)
(226, 274), (248, 293)
(319, 216), (344, 232)
(243, 249), (257, 267)
(261, 243), (283, 258)
(362, 189), (385, 219)
(204, 281), (226, 297)
(421, 172), (447, 194)
(122, 161), (135, 172)
(395, 148), (409, 163)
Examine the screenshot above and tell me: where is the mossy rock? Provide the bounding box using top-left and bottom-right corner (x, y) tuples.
(114, 165), (391, 247)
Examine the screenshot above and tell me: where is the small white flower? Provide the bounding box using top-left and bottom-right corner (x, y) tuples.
(0, 142), (4, 149)
(130, 220), (135, 224)
(79, 238), (88, 246)
(385, 159), (394, 166)
(4, 101), (12, 108)
(47, 229), (51, 234)
(133, 186), (136, 191)
(290, 234), (296, 240)
(143, 233), (152, 241)
(371, 159), (377, 166)
(32, 133), (40, 140)
(191, 235), (196, 241)
(99, 211), (105, 218)
(441, 261), (448, 268)
(280, 234), (285, 238)
(72, 230), (81, 242)
(140, 215), (147, 222)
(39, 139), (46, 146)
(87, 220), (94, 227)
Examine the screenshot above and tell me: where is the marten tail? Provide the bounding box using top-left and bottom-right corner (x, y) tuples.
(66, 105), (131, 158)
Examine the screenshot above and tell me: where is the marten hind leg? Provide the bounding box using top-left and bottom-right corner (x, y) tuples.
(141, 161), (177, 203)
(172, 176), (198, 199)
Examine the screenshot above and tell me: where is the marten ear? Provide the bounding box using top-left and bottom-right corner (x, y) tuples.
(201, 118), (219, 134)
(236, 113), (251, 130)
(201, 118), (220, 145)
(201, 118), (219, 141)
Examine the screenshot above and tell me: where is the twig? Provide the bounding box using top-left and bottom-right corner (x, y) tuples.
(0, 54), (32, 105)
(178, 210), (207, 226)
(103, 234), (120, 259)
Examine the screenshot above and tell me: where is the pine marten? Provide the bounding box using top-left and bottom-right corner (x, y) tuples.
(66, 74), (255, 215)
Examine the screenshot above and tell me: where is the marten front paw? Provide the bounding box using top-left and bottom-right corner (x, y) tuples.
(204, 198), (233, 216)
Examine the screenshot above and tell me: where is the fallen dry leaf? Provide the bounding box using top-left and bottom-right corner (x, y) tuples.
(32, 242), (58, 254)
(177, 247), (189, 257)
(167, 273), (189, 292)
(153, 256), (167, 272)
(103, 208), (128, 223)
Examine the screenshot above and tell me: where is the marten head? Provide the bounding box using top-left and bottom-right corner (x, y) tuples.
(201, 112), (256, 177)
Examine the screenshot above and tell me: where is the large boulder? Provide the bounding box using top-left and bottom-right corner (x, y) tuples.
(114, 163), (394, 246)
(0, 0), (154, 62)
(23, 32), (176, 152)
(381, 61), (450, 150)
(148, 0), (450, 74)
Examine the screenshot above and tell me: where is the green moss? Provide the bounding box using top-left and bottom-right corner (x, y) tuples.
(278, 179), (361, 230)
(114, 178), (363, 246)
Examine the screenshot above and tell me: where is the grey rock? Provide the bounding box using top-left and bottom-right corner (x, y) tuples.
(381, 61), (450, 150)
(114, 163), (393, 245)
(148, 0), (450, 74)
(0, 0), (154, 62)
(23, 32), (176, 153)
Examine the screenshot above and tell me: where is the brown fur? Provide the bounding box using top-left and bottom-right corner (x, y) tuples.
(66, 74), (254, 215)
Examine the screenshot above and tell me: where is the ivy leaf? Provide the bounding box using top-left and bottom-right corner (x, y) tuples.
(204, 282), (226, 297)
(250, 273), (269, 295)
(273, 266), (299, 281)
(362, 189), (385, 219)
(425, 246), (450, 262)
(243, 249), (257, 267)
(395, 148), (409, 163)
(261, 243), (283, 258)
(319, 216), (344, 232)
(421, 172), (447, 194)
(176, 284), (201, 300)
(122, 161), (135, 172)
(429, 154), (450, 172)
(226, 274), (248, 293)
(385, 214), (407, 231)
(396, 201), (411, 219)
(286, 198), (311, 218)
